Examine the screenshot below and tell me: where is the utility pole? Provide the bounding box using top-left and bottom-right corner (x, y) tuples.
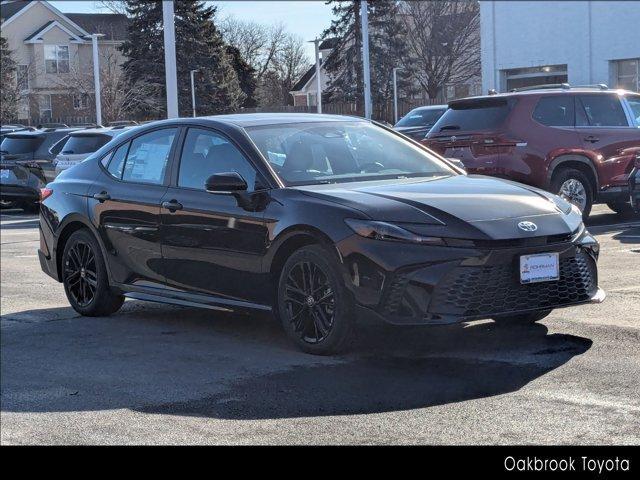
(393, 67), (402, 124)
(162, 0), (179, 118)
(310, 38), (322, 114)
(360, 0), (372, 119)
(190, 69), (199, 117)
(86, 33), (104, 126)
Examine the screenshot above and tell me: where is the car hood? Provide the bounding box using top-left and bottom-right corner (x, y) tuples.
(296, 174), (582, 240)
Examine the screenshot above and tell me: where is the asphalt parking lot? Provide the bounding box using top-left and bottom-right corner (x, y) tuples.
(1, 205), (638, 445)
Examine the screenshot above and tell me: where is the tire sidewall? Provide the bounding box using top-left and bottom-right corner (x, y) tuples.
(277, 245), (354, 355)
(552, 168), (593, 219)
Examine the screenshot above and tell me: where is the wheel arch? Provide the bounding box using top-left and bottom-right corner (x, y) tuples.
(548, 154), (599, 195)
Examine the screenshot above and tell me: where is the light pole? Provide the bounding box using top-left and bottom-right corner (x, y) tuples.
(360, 0), (372, 119)
(85, 33), (104, 126)
(190, 69), (199, 117)
(309, 38), (322, 114)
(392, 67), (403, 124)
(162, 0), (179, 118)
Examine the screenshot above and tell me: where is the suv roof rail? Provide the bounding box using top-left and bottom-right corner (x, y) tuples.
(510, 82), (609, 93)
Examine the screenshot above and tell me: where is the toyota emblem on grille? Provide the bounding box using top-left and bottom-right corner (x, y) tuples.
(518, 221), (538, 232)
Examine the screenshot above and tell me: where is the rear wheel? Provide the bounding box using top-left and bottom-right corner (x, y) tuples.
(551, 168), (593, 220)
(62, 229), (124, 317)
(607, 201), (639, 219)
(277, 244), (354, 355)
(493, 309), (552, 324)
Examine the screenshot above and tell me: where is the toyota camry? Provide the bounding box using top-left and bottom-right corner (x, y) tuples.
(38, 114), (604, 354)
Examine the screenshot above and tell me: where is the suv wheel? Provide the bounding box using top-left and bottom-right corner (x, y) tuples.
(552, 168), (593, 219)
(277, 244), (355, 355)
(607, 201), (639, 219)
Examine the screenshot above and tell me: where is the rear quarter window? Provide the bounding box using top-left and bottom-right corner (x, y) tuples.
(430, 98), (514, 133)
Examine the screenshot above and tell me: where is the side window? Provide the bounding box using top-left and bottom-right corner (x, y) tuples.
(577, 95), (629, 127)
(122, 128), (177, 184)
(532, 96), (574, 126)
(626, 96), (640, 126)
(178, 128), (258, 191)
(105, 142), (129, 179)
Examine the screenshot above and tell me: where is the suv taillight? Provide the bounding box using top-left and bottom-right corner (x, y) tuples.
(40, 187), (53, 201)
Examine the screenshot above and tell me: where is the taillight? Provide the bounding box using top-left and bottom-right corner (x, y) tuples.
(635, 155), (640, 168)
(40, 187), (53, 201)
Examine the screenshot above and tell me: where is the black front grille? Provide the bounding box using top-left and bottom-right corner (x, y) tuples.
(430, 251), (597, 317)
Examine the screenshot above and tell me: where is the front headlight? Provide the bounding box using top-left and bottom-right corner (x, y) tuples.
(345, 218), (445, 245)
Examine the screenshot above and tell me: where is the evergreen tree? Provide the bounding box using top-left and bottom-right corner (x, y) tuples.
(1, 36), (19, 123)
(226, 45), (258, 108)
(322, 0), (411, 110)
(120, 1), (244, 117)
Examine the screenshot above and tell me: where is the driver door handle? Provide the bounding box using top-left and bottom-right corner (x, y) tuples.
(93, 192), (110, 202)
(584, 135), (599, 143)
(162, 200), (183, 212)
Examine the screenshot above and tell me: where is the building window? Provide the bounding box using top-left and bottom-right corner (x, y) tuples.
(44, 45), (70, 74)
(73, 93), (90, 110)
(502, 64), (568, 91)
(39, 94), (52, 118)
(612, 58), (639, 92)
(17, 65), (29, 91)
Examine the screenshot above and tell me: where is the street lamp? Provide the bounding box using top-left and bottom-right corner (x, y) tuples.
(85, 33), (104, 126)
(392, 67), (403, 124)
(360, 0), (372, 119)
(308, 38), (322, 114)
(190, 69), (199, 117)
(162, 0), (179, 118)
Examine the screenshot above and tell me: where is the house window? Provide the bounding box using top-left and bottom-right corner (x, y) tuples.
(17, 65), (29, 91)
(502, 64), (568, 91)
(44, 45), (70, 74)
(73, 93), (90, 110)
(612, 58), (639, 92)
(39, 94), (52, 118)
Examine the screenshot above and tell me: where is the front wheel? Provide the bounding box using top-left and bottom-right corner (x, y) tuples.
(493, 309), (552, 324)
(551, 168), (593, 220)
(62, 229), (124, 317)
(277, 244), (355, 355)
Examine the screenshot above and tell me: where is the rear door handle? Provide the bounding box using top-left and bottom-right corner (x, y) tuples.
(93, 192), (110, 202)
(162, 200), (183, 212)
(584, 136), (599, 143)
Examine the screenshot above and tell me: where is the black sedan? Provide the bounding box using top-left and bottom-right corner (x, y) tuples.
(38, 114), (604, 354)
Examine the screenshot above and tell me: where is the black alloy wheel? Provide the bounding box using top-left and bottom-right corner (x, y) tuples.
(62, 229), (124, 316)
(278, 245), (354, 355)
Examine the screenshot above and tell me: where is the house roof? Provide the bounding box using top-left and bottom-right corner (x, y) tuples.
(291, 64), (317, 92)
(65, 13), (129, 41)
(0, 0), (29, 21)
(24, 19), (85, 42)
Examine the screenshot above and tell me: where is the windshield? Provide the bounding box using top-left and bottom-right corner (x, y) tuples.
(246, 121), (454, 186)
(0, 136), (44, 155)
(61, 134), (112, 155)
(396, 108), (446, 127)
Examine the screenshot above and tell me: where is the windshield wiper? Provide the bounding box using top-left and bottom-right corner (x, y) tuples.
(439, 125), (461, 131)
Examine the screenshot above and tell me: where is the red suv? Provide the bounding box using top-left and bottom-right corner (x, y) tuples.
(423, 86), (640, 218)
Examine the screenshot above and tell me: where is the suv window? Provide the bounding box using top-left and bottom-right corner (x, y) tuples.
(626, 95), (640, 126)
(121, 128), (177, 184)
(62, 134), (112, 155)
(430, 98), (513, 133)
(178, 128), (258, 191)
(0, 135), (43, 154)
(577, 95), (628, 127)
(533, 96), (575, 126)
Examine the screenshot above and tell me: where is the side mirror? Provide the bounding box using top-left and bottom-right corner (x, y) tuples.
(205, 171), (248, 193)
(446, 157), (466, 172)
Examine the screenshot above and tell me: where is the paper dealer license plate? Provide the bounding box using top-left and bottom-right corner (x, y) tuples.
(519, 253), (559, 284)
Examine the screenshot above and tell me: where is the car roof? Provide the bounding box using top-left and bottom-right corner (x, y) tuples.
(68, 126), (134, 137)
(185, 113), (367, 128)
(452, 88), (637, 104)
(3, 128), (79, 138)
(408, 105), (448, 111)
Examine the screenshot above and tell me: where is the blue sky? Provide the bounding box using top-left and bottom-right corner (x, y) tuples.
(49, 1), (335, 59)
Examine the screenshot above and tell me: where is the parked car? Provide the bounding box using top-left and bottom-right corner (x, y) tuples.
(108, 120), (138, 127)
(0, 124), (34, 140)
(39, 114), (603, 355)
(630, 154), (640, 212)
(53, 127), (133, 176)
(0, 128), (79, 210)
(423, 85), (640, 219)
(394, 105), (447, 140)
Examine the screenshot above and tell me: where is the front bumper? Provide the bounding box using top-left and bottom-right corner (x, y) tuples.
(337, 230), (602, 326)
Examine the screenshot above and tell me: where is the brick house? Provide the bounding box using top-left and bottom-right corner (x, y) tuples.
(0, 0), (128, 124)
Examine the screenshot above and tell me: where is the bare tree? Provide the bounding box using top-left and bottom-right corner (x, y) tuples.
(399, 0), (480, 99)
(94, 1), (127, 15)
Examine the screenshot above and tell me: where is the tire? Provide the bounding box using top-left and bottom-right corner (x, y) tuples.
(277, 244), (355, 355)
(551, 168), (593, 220)
(607, 201), (639, 219)
(62, 229), (124, 317)
(493, 309), (552, 324)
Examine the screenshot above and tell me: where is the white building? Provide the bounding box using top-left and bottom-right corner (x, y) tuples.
(481, 1), (640, 93)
